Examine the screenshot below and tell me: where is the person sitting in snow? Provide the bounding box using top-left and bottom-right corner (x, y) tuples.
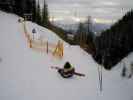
(58, 62), (75, 78)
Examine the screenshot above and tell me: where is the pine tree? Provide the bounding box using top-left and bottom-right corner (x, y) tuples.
(25, 0), (32, 13)
(94, 10), (133, 69)
(32, 0), (37, 22)
(87, 16), (91, 33)
(0, 0), (13, 12)
(13, 0), (23, 16)
(36, 0), (42, 25)
(87, 16), (93, 41)
(42, 0), (49, 27)
(77, 22), (86, 46)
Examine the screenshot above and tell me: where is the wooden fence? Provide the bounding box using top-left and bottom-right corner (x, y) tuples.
(21, 20), (64, 58)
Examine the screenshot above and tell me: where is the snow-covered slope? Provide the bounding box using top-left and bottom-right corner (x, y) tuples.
(26, 21), (64, 44)
(0, 11), (133, 100)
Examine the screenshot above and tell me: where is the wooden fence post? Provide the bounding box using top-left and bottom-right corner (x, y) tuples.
(52, 40), (64, 58)
(29, 39), (32, 48)
(61, 42), (64, 57)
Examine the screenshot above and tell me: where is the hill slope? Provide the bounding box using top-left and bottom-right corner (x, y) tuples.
(94, 10), (133, 69)
(0, 11), (133, 100)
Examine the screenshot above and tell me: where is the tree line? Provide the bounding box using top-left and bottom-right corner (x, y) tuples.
(0, 0), (49, 28)
(0, 0), (75, 44)
(74, 16), (96, 55)
(93, 10), (133, 70)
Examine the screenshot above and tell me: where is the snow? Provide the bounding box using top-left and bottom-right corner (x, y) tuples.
(26, 21), (63, 43)
(0, 11), (133, 100)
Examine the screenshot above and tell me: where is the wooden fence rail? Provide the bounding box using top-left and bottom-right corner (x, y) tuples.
(21, 20), (64, 58)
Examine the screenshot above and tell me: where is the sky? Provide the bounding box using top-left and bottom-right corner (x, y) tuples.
(39, 0), (133, 24)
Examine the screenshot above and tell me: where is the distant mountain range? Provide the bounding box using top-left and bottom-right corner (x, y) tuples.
(91, 23), (111, 33)
(52, 21), (111, 34)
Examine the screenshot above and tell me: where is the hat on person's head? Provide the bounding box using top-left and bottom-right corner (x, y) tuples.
(64, 62), (71, 69)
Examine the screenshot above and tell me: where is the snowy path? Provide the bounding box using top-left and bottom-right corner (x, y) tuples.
(0, 11), (133, 100)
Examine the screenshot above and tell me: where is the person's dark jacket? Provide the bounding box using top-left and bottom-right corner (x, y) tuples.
(58, 62), (75, 78)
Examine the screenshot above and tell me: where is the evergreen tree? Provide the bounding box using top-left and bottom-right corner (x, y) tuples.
(0, 0), (14, 12)
(86, 16), (93, 42)
(94, 10), (133, 70)
(36, 0), (42, 25)
(76, 22), (84, 45)
(31, 0), (37, 22)
(25, 0), (32, 13)
(87, 16), (91, 33)
(13, 0), (24, 16)
(42, 0), (49, 27)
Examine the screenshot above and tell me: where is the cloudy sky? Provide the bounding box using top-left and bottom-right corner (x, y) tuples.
(39, 0), (133, 24)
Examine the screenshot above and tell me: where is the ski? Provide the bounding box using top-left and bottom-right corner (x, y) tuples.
(51, 66), (85, 77)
